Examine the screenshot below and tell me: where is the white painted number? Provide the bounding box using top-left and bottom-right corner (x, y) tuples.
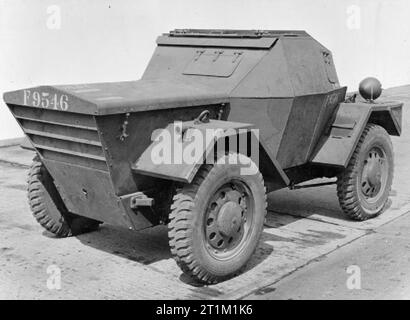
(32, 91), (41, 107)
(23, 90), (69, 111)
(60, 94), (68, 111)
(41, 93), (50, 108)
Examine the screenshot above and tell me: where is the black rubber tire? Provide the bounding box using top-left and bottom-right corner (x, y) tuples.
(168, 153), (267, 284)
(337, 124), (394, 221)
(28, 155), (101, 237)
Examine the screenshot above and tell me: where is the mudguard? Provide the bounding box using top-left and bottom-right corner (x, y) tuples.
(132, 119), (289, 186)
(312, 100), (403, 167)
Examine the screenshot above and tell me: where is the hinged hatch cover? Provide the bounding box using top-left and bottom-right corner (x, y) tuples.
(183, 49), (244, 77)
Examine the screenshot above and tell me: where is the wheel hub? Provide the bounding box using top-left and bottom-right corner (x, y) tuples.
(361, 147), (387, 199)
(366, 159), (382, 187)
(216, 201), (243, 238)
(205, 182), (249, 253)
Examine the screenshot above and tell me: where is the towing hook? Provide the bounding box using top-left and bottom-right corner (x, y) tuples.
(118, 113), (130, 141)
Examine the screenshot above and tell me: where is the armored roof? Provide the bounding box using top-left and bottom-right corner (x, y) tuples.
(166, 29), (310, 38)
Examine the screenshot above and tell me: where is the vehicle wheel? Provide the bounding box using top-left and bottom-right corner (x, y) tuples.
(337, 124), (394, 221)
(28, 155), (101, 237)
(168, 153), (267, 284)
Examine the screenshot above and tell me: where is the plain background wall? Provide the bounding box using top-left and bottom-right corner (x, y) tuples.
(1, 0), (409, 139)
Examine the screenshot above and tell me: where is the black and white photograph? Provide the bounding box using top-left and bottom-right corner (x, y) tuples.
(0, 0), (410, 306)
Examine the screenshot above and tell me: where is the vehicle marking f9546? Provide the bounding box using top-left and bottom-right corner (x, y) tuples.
(23, 89), (69, 111)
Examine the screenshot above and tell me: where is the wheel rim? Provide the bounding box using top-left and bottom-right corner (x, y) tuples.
(203, 180), (254, 260)
(359, 146), (389, 203)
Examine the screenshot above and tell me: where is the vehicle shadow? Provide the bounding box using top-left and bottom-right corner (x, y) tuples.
(265, 181), (395, 229)
(72, 181), (379, 287)
(267, 182), (346, 224)
(73, 210), (287, 287)
(76, 224), (171, 265)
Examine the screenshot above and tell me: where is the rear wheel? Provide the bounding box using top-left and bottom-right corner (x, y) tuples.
(337, 124), (394, 220)
(28, 155), (101, 237)
(168, 153), (267, 284)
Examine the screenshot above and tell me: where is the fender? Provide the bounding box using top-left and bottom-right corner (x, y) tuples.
(132, 119), (289, 188)
(311, 100), (403, 167)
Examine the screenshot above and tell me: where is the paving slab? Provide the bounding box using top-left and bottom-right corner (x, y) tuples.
(0, 145), (33, 168)
(245, 211), (410, 300)
(210, 213), (365, 299)
(0, 163), (29, 192)
(0, 137), (25, 148)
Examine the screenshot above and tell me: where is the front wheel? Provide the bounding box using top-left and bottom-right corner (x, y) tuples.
(337, 124), (394, 220)
(168, 153), (267, 284)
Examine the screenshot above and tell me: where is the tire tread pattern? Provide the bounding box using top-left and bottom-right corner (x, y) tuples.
(28, 156), (72, 237)
(27, 156), (100, 237)
(337, 123), (393, 221)
(168, 158), (266, 284)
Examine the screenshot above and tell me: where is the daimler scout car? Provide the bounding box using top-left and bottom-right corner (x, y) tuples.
(3, 30), (403, 283)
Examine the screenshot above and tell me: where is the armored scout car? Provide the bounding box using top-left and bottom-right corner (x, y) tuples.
(3, 30), (403, 283)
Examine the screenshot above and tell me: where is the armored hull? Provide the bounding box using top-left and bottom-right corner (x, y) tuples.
(4, 29), (402, 228)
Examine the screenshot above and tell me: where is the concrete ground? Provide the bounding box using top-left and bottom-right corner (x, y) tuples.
(246, 211), (410, 299)
(0, 87), (409, 299)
